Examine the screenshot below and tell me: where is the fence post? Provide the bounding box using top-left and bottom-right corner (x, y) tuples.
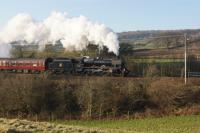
(106, 112), (109, 120)
(127, 111), (130, 120)
(99, 104), (102, 120)
(35, 114), (38, 122)
(6, 111), (9, 118)
(51, 113), (54, 121)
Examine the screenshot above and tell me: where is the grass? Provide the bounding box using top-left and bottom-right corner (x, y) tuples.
(56, 115), (200, 133)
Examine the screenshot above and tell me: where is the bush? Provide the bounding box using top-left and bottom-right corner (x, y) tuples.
(0, 74), (199, 119)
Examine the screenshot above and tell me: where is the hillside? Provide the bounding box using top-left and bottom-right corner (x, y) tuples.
(118, 29), (200, 58)
(118, 29), (200, 43)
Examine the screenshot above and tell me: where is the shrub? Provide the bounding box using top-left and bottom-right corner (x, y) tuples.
(0, 74), (199, 119)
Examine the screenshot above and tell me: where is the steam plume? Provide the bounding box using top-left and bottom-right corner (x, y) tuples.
(0, 12), (119, 57)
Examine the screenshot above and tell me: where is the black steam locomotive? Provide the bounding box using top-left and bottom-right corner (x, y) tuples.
(0, 57), (129, 76)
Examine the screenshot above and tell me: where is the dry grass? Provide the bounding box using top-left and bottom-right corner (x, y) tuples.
(0, 118), (110, 133)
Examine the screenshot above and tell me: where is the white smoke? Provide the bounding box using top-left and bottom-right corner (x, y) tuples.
(0, 43), (11, 57)
(0, 11), (119, 57)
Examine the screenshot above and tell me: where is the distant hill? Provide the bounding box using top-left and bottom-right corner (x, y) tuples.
(118, 29), (200, 43)
(118, 29), (200, 58)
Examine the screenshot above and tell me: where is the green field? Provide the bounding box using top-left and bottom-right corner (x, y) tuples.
(57, 115), (200, 133)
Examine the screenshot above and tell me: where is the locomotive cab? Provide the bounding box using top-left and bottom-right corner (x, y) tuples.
(48, 58), (75, 74)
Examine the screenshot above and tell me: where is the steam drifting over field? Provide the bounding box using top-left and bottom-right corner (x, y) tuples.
(0, 11), (119, 57)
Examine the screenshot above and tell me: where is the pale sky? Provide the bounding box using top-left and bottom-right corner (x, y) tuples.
(0, 0), (200, 32)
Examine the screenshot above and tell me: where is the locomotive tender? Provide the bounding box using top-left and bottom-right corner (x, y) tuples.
(0, 57), (128, 76)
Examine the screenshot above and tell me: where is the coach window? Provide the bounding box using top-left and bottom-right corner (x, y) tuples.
(18, 62), (21, 66)
(16, 62), (18, 66)
(26, 62), (29, 66)
(59, 63), (63, 67)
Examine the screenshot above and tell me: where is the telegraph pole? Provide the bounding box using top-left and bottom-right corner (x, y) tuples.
(184, 33), (187, 85)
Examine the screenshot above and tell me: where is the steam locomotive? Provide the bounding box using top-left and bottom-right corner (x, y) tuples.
(0, 57), (129, 76)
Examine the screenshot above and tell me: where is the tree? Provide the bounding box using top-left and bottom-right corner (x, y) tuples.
(119, 43), (133, 56)
(10, 45), (24, 58)
(10, 45), (38, 58)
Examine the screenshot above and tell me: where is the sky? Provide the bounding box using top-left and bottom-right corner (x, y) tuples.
(0, 0), (200, 32)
